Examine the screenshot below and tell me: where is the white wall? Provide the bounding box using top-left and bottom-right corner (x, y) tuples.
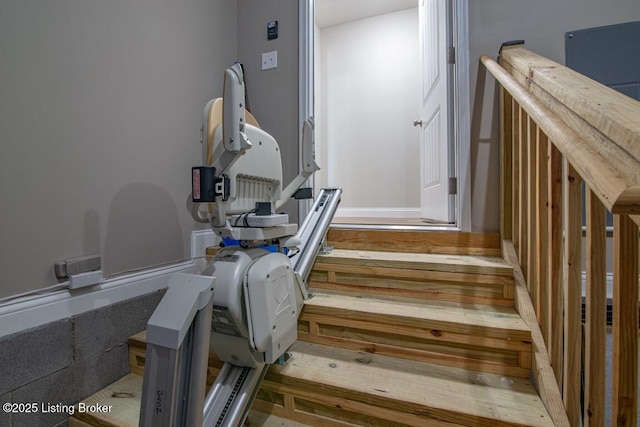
(0, 0), (238, 298)
(318, 8), (421, 217)
(467, 0), (640, 231)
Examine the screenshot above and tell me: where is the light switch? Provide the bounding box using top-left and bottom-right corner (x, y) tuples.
(261, 51), (278, 70)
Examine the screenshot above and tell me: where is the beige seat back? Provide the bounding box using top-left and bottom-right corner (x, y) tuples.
(205, 98), (259, 166)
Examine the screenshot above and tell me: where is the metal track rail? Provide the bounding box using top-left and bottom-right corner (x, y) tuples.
(289, 187), (342, 282)
(202, 363), (268, 427)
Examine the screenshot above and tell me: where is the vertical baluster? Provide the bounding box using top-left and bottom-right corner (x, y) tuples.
(512, 99), (521, 254)
(536, 129), (550, 344)
(563, 160), (582, 425)
(501, 87), (513, 241)
(520, 107), (528, 280)
(612, 214), (639, 426)
(548, 143), (563, 387)
(527, 117), (539, 313)
(584, 189), (606, 427)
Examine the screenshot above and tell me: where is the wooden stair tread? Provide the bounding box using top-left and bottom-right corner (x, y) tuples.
(70, 373), (312, 427)
(116, 334), (549, 427)
(304, 292), (530, 340)
(325, 228), (502, 256)
(268, 341), (553, 427)
(310, 247), (516, 307)
(317, 249), (514, 276)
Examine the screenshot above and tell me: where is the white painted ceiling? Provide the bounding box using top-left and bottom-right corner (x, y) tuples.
(315, 0), (418, 28)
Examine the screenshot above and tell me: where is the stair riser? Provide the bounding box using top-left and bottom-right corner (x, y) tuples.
(312, 250), (514, 304)
(260, 368), (538, 427)
(302, 301), (530, 341)
(298, 314), (532, 379)
(133, 326), (530, 382)
(310, 269), (514, 306)
(129, 343), (223, 387)
(326, 229), (502, 257)
(254, 383), (465, 427)
(315, 255), (514, 278)
(312, 263), (515, 287)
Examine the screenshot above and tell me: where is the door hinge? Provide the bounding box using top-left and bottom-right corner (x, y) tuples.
(448, 47), (456, 64)
(448, 177), (457, 195)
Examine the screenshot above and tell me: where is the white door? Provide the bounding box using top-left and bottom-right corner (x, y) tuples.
(418, 0), (451, 221)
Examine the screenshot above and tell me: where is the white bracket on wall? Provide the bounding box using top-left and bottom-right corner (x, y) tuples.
(68, 271), (104, 290)
(54, 254), (101, 280)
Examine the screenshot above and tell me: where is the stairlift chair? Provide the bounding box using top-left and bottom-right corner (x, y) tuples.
(140, 63), (341, 427)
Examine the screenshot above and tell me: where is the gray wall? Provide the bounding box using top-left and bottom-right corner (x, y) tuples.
(467, 0), (640, 231)
(4, 0), (640, 301)
(237, 0), (301, 224)
(0, 0), (238, 298)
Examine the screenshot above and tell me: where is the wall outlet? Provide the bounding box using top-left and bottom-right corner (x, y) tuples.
(261, 51), (278, 70)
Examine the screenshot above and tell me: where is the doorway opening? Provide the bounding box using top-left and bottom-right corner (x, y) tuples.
(299, 0), (470, 230)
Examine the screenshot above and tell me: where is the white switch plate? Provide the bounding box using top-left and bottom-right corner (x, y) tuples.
(261, 50), (278, 70)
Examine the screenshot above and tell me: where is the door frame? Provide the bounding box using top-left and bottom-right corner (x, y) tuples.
(298, 0), (471, 231)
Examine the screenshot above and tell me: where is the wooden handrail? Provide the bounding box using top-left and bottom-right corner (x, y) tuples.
(500, 46), (640, 169)
(481, 53), (640, 216)
(483, 44), (640, 427)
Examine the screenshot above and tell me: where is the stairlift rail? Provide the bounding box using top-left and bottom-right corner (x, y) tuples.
(202, 363), (268, 427)
(289, 187), (342, 283)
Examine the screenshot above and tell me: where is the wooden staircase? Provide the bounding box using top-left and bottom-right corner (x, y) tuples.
(71, 229), (554, 427)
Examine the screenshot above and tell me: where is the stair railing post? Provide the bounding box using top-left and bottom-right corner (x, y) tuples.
(584, 188), (606, 427)
(562, 159), (582, 426)
(612, 213), (639, 426)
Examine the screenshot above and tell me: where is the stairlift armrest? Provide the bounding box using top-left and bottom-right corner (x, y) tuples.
(277, 174), (312, 211)
(275, 118), (319, 210)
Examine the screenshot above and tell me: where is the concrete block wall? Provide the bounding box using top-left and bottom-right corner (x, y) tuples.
(0, 290), (164, 427)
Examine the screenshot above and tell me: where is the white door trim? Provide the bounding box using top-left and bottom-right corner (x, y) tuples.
(298, 0), (315, 224)
(454, 0), (471, 231)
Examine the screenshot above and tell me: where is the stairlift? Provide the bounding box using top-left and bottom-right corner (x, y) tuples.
(139, 63), (341, 427)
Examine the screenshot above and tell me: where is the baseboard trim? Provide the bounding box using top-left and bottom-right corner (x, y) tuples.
(334, 207), (421, 218)
(0, 230), (220, 338)
(191, 229), (219, 258)
(0, 261), (198, 338)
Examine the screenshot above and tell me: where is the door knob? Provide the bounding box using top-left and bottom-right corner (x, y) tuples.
(413, 119), (423, 127)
